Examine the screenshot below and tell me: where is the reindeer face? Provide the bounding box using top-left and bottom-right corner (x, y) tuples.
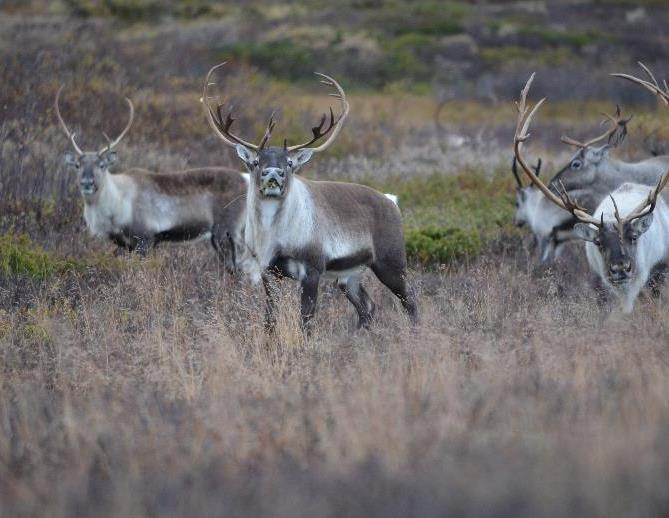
(551, 146), (608, 192)
(574, 214), (653, 285)
(64, 151), (118, 197)
(235, 145), (313, 199)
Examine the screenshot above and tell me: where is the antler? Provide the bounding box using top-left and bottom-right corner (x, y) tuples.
(54, 85), (84, 155)
(611, 63), (669, 225)
(513, 73), (602, 226)
(286, 73), (349, 152)
(511, 156), (541, 188)
(55, 85), (134, 155)
(201, 62), (274, 151)
(612, 61), (669, 107)
(560, 104), (631, 149)
(98, 96), (134, 154)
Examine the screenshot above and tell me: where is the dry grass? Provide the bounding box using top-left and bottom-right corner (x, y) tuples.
(2, 246), (669, 517)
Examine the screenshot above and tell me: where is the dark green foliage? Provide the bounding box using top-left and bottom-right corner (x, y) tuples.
(373, 1), (468, 36)
(221, 40), (318, 80)
(0, 234), (79, 279)
(405, 226), (481, 265)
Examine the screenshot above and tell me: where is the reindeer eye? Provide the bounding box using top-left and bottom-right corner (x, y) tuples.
(571, 159), (583, 170)
(594, 238), (602, 247)
(253, 159), (259, 167)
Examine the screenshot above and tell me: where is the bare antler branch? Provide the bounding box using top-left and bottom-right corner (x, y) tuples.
(98, 97), (134, 154)
(286, 73), (349, 152)
(54, 85), (84, 155)
(612, 63), (669, 224)
(201, 62), (268, 151)
(513, 74), (601, 226)
(612, 61), (669, 107)
(560, 104), (631, 149)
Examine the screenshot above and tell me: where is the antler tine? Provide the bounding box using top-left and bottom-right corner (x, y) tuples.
(511, 156), (523, 188)
(513, 74), (602, 226)
(54, 85), (84, 155)
(560, 104), (631, 150)
(99, 97), (134, 154)
(286, 72), (349, 153)
(257, 112), (277, 150)
(612, 62), (669, 106)
(201, 62), (260, 150)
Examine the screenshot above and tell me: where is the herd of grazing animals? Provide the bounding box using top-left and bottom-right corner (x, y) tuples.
(54, 61), (669, 329)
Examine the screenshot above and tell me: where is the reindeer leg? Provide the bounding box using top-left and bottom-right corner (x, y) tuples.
(647, 262), (667, 299)
(300, 267), (320, 333)
(371, 261), (418, 325)
(338, 275), (375, 330)
(262, 272), (278, 333)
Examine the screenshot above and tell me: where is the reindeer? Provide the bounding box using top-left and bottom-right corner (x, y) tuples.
(512, 103), (669, 263)
(202, 63), (417, 330)
(55, 86), (247, 266)
(513, 69), (669, 312)
(511, 157), (574, 262)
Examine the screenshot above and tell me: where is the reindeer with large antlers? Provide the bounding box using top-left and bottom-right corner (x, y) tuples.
(55, 86), (247, 264)
(511, 94), (669, 263)
(203, 62), (417, 331)
(514, 70), (669, 312)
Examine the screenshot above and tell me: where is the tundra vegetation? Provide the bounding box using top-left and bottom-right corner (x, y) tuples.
(3, 1), (669, 517)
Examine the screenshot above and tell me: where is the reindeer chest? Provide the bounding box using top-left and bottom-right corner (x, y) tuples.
(83, 185), (134, 238)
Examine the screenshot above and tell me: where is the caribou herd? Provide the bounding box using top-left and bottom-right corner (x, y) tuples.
(53, 61), (669, 329)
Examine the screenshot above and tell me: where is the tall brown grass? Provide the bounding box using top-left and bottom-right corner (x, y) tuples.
(2, 245), (669, 517)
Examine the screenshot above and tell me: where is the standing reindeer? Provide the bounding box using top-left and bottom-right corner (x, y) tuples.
(55, 86), (247, 265)
(513, 69), (669, 312)
(512, 105), (669, 263)
(202, 63), (417, 330)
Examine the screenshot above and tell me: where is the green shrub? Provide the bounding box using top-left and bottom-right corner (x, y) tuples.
(220, 40), (318, 80)
(375, 1), (468, 36)
(520, 28), (599, 49)
(405, 226), (481, 265)
(0, 234), (79, 279)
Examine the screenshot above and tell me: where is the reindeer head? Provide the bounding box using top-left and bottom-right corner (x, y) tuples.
(574, 200), (654, 285)
(55, 86), (134, 198)
(549, 105), (630, 191)
(202, 63), (349, 200)
(235, 145), (314, 199)
(513, 71), (669, 286)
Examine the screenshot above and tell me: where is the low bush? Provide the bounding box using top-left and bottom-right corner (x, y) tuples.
(405, 226), (481, 265)
(0, 234), (80, 279)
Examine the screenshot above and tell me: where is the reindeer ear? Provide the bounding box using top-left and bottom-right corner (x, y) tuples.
(235, 144), (256, 169)
(290, 149), (314, 172)
(630, 213), (654, 236)
(64, 151), (78, 167)
(104, 151), (118, 165)
(586, 145), (609, 164)
(573, 223), (599, 242)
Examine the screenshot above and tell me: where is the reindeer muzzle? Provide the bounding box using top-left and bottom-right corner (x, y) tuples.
(260, 169), (285, 197)
(80, 180), (97, 196)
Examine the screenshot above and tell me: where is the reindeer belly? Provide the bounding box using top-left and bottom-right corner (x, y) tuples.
(141, 194), (213, 237)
